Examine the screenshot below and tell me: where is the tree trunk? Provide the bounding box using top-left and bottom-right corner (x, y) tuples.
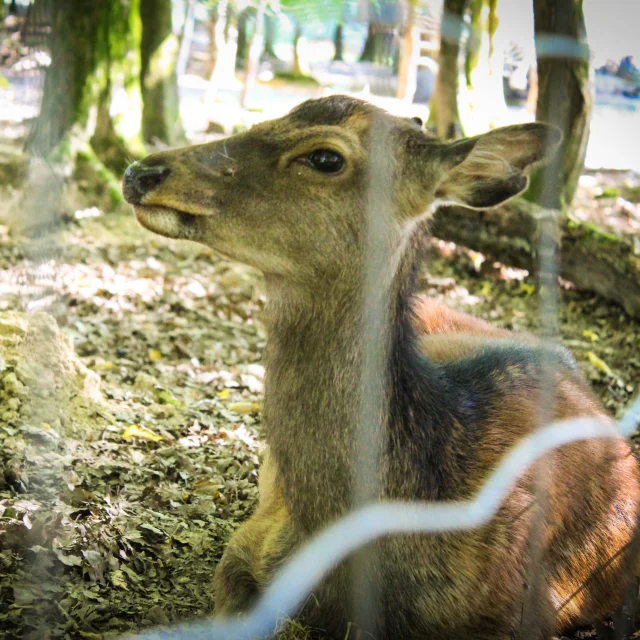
(460, 0), (506, 133)
(396, 0), (417, 100)
(140, 0), (184, 147)
(176, 0), (195, 77)
(359, 21), (392, 64)
(528, 0), (590, 210)
(428, 0), (468, 138)
(430, 199), (640, 317)
(333, 22), (344, 62)
(464, 0), (482, 87)
(526, 64), (538, 114)
(263, 12), (277, 59)
(236, 8), (250, 64)
(240, 0), (267, 108)
(27, 0), (143, 175)
(291, 19), (302, 75)
(22, 0), (142, 227)
(204, 0), (229, 110)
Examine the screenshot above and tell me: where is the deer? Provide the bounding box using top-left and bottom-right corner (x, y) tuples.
(122, 95), (640, 639)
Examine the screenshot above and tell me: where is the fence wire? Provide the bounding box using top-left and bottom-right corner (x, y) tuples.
(125, 10), (640, 640)
(6, 3), (640, 639)
(130, 403), (640, 640)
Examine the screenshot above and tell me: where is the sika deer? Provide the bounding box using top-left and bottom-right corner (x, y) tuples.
(123, 96), (640, 639)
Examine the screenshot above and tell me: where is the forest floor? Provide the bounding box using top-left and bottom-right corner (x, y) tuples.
(0, 170), (639, 639)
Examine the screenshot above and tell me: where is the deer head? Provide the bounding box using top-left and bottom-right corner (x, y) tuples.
(122, 96), (560, 286)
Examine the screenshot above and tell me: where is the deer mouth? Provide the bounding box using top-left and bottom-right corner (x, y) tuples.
(133, 204), (206, 240)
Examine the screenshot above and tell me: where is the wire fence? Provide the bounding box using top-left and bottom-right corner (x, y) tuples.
(6, 1), (640, 639)
(129, 9), (640, 640)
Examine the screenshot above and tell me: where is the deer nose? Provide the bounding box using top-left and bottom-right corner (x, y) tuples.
(122, 161), (171, 204)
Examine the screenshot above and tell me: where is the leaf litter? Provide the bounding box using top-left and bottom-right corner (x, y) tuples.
(0, 204), (637, 639)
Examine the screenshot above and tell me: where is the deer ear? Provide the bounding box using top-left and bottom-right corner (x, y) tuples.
(435, 123), (562, 209)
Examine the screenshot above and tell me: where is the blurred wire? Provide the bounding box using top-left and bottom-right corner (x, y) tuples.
(129, 395), (640, 640)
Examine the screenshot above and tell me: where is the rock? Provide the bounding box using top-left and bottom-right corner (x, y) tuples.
(0, 311), (104, 439)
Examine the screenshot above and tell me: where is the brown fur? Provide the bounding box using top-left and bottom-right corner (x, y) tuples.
(123, 95), (640, 639)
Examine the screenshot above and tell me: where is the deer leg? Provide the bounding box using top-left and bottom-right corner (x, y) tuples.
(214, 450), (294, 616)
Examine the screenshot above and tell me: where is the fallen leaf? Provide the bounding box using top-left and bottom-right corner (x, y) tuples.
(519, 282), (536, 296)
(122, 424), (164, 442)
(228, 401), (262, 415)
(586, 351), (614, 377)
(582, 329), (600, 342)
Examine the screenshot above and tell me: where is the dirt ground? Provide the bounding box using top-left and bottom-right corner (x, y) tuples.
(0, 174), (638, 639)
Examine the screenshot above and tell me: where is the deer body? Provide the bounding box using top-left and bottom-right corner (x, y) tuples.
(123, 96), (640, 639)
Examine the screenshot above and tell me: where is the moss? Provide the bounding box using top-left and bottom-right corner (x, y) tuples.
(565, 218), (619, 244)
(595, 186), (619, 199)
(73, 147), (125, 209)
(622, 185), (640, 203)
(273, 70), (319, 86)
(0, 151), (28, 187)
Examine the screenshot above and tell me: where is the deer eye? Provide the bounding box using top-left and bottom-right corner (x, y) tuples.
(307, 149), (344, 174)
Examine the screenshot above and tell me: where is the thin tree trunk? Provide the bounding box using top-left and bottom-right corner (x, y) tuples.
(263, 12), (277, 59)
(205, 0), (229, 110)
(526, 64), (538, 113)
(332, 23), (344, 62)
(240, 0), (267, 108)
(360, 21), (391, 64)
(291, 19), (302, 75)
(428, 0), (468, 138)
(236, 8), (249, 64)
(396, 0), (417, 100)
(461, 0), (506, 132)
(528, 0), (590, 210)
(464, 0), (482, 87)
(176, 0), (195, 77)
(140, 0), (184, 146)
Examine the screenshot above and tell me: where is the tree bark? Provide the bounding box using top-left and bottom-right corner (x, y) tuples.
(27, 0), (144, 176)
(464, 0), (482, 87)
(263, 11), (277, 59)
(236, 8), (250, 64)
(460, 0), (505, 133)
(333, 23), (344, 62)
(359, 21), (393, 64)
(528, 0), (590, 210)
(428, 0), (468, 138)
(291, 18), (303, 75)
(205, 0), (230, 110)
(140, 0), (184, 147)
(396, 0), (417, 100)
(240, 0), (267, 108)
(430, 199), (640, 317)
(176, 0), (196, 77)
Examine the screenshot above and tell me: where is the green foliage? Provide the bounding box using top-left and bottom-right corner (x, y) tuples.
(279, 0), (348, 27)
(273, 70), (319, 85)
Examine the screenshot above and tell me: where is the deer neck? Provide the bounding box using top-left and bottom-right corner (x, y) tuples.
(261, 229), (430, 533)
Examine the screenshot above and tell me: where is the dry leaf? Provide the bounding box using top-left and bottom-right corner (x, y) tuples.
(586, 351), (614, 377)
(122, 424), (164, 442)
(228, 401), (262, 415)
